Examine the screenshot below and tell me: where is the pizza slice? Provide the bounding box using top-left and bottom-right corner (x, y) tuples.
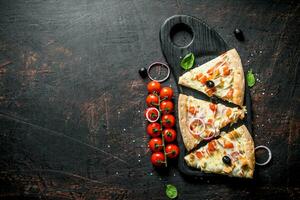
(178, 49), (245, 106)
(178, 94), (245, 151)
(184, 125), (255, 178)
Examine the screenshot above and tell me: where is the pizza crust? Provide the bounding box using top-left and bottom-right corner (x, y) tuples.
(239, 125), (255, 177)
(178, 94), (201, 151)
(229, 49), (245, 107)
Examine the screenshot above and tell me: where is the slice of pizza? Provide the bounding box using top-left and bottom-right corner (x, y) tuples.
(178, 94), (245, 151)
(178, 49), (245, 106)
(184, 125), (255, 178)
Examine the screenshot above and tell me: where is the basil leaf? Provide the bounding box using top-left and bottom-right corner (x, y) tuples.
(166, 184), (178, 199)
(246, 69), (256, 87)
(180, 52), (195, 70)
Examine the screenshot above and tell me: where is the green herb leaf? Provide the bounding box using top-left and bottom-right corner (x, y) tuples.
(180, 52), (195, 70)
(246, 69), (256, 87)
(166, 184), (178, 199)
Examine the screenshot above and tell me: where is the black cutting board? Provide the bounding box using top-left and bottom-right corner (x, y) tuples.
(159, 15), (253, 177)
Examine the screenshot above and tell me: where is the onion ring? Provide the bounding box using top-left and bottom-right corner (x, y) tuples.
(255, 145), (272, 166)
(188, 117), (206, 136)
(145, 107), (160, 123)
(147, 62), (170, 83)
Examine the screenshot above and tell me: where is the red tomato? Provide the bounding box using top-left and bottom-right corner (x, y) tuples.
(196, 151), (203, 159)
(163, 128), (177, 143)
(159, 100), (174, 114)
(146, 123), (162, 137)
(161, 114), (175, 128)
(144, 107), (159, 122)
(146, 94), (159, 106)
(165, 144), (180, 159)
(224, 141), (234, 148)
(207, 140), (216, 152)
(148, 138), (163, 152)
(147, 81), (161, 94)
(151, 152), (165, 167)
(209, 103), (217, 112)
(159, 87), (173, 100)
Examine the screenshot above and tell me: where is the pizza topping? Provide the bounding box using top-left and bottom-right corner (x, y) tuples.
(230, 151), (241, 161)
(199, 75), (208, 84)
(207, 67), (215, 75)
(205, 87), (216, 96)
(188, 106), (198, 115)
(206, 118), (214, 125)
(201, 130), (215, 141)
(224, 140), (234, 148)
(196, 151), (203, 159)
(189, 118), (206, 136)
(209, 103), (217, 112)
(207, 140), (217, 152)
(226, 108), (232, 117)
(194, 72), (203, 81)
(222, 65), (230, 76)
(205, 80), (215, 88)
(222, 155), (232, 165)
(226, 88), (234, 99)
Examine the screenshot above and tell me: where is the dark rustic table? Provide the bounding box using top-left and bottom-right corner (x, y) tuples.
(0, 0), (299, 199)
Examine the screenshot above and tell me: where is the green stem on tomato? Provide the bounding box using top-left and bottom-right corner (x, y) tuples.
(153, 92), (168, 167)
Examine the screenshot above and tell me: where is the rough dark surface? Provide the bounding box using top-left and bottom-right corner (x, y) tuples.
(0, 0), (299, 199)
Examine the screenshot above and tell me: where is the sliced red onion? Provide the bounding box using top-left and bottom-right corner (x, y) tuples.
(255, 145), (272, 166)
(145, 107), (160, 123)
(147, 62), (170, 83)
(188, 117), (206, 136)
(229, 151), (241, 162)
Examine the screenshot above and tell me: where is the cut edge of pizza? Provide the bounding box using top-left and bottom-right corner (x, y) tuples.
(184, 125), (255, 178)
(178, 48), (245, 107)
(178, 94), (245, 151)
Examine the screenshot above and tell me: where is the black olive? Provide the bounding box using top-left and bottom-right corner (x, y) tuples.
(138, 67), (148, 78)
(205, 80), (215, 88)
(222, 156), (231, 165)
(233, 28), (244, 41)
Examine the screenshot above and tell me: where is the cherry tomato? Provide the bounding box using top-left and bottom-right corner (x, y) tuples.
(163, 128), (177, 143)
(146, 94), (159, 107)
(144, 107), (159, 122)
(148, 138), (163, 152)
(165, 144), (180, 159)
(159, 87), (173, 100)
(159, 100), (174, 114)
(161, 114), (175, 128)
(146, 123), (162, 137)
(147, 81), (161, 94)
(151, 152), (165, 167)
